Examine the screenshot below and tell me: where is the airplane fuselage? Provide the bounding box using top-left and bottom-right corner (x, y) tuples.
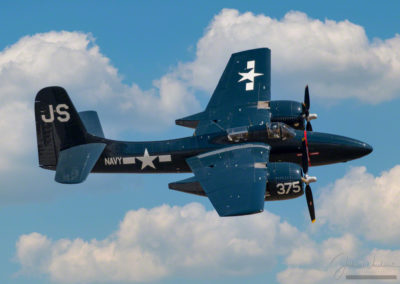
(71, 129), (372, 174)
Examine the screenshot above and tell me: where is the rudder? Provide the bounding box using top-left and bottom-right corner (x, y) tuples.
(35, 86), (87, 169)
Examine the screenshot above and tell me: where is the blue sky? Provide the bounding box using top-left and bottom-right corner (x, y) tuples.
(1, 1), (400, 284)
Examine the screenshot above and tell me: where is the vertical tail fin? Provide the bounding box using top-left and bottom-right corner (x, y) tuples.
(35, 86), (88, 169)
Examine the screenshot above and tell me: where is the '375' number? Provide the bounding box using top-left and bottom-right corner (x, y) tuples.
(276, 181), (301, 195)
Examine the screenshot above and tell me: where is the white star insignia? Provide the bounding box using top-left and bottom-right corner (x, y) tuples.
(238, 68), (263, 83)
(137, 148), (157, 169)
(238, 60), (263, 91)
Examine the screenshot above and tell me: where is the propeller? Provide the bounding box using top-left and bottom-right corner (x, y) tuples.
(303, 85), (317, 131)
(301, 130), (317, 223)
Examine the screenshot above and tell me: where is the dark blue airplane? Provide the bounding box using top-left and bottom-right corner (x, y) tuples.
(35, 48), (372, 222)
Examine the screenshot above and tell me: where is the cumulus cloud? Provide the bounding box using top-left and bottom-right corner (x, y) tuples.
(16, 202), (400, 284)
(0, 31), (199, 118)
(278, 234), (400, 284)
(15, 203), (310, 283)
(318, 166), (400, 243)
(277, 164), (400, 283)
(15, 166), (400, 282)
(0, 31), (200, 165)
(0, 101), (31, 170)
(178, 9), (400, 103)
(0, 30), (201, 202)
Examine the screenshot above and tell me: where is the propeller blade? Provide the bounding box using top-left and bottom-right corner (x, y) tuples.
(306, 121), (313, 132)
(305, 185), (315, 223)
(302, 127), (315, 223)
(304, 85), (310, 111)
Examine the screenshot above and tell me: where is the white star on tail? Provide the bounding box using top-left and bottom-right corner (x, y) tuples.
(238, 60), (263, 91)
(238, 69), (263, 83)
(137, 148), (157, 169)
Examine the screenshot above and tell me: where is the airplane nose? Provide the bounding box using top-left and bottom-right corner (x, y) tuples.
(344, 139), (373, 159)
(362, 142), (373, 156)
(305, 132), (372, 164)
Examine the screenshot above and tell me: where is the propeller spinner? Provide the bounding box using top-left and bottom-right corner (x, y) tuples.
(303, 85), (318, 131)
(301, 130), (317, 223)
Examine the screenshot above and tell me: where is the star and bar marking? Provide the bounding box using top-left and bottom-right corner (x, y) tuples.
(136, 149), (157, 169)
(104, 148), (172, 170)
(238, 60), (263, 91)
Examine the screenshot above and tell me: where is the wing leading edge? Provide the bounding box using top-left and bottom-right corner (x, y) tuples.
(186, 143), (270, 216)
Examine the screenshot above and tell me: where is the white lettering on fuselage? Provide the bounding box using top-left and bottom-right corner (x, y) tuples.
(104, 157), (123, 166)
(104, 151), (172, 169)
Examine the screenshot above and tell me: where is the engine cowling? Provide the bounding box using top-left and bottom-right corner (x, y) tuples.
(270, 100), (305, 130)
(266, 162), (304, 201)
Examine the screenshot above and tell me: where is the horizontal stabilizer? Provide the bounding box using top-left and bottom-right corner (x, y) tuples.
(55, 143), (106, 184)
(79, 111), (105, 138)
(168, 176), (205, 196)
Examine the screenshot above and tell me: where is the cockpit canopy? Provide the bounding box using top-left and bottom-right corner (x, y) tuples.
(223, 122), (295, 143)
(227, 126), (249, 142)
(267, 122), (296, 140)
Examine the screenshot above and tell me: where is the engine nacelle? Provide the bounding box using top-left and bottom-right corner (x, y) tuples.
(266, 162), (304, 201)
(270, 100), (305, 130)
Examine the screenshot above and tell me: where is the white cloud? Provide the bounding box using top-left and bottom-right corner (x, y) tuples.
(0, 101), (31, 170)
(277, 162), (400, 283)
(364, 249), (400, 277)
(277, 268), (329, 284)
(177, 9), (400, 103)
(15, 203), (310, 283)
(0, 31), (200, 115)
(0, 30), (202, 201)
(14, 166), (400, 283)
(285, 221), (357, 267)
(318, 166), (400, 243)
(0, 31), (199, 166)
(278, 234), (400, 284)
(17, 202), (400, 284)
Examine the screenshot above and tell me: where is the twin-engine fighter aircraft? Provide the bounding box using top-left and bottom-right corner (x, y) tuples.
(35, 48), (372, 222)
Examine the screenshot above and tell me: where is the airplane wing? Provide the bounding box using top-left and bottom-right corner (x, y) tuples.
(186, 143), (269, 216)
(176, 48), (271, 135)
